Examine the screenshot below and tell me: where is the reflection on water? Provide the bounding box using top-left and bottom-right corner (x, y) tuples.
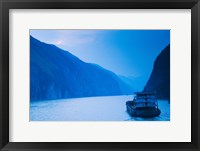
(30, 95), (170, 121)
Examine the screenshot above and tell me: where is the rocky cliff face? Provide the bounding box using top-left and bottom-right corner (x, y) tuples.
(143, 44), (170, 99)
(30, 36), (133, 101)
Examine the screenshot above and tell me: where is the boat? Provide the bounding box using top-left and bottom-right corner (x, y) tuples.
(126, 91), (161, 117)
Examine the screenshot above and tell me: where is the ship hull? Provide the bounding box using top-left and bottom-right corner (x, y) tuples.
(126, 101), (161, 117)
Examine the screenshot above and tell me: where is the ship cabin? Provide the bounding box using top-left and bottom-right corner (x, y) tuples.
(133, 92), (158, 109)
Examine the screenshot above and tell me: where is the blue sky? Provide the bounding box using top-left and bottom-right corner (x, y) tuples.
(30, 30), (170, 89)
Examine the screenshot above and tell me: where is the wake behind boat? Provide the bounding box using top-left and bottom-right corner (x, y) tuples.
(126, 91), (161, 117)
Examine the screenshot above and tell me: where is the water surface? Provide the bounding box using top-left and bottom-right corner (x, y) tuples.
(30, 95), (170, 121)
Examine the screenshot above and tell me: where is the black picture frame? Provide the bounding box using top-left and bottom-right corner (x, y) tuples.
(0, 0), (200, 151)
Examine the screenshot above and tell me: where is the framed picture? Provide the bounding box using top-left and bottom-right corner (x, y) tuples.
(0, 0), (199, 150)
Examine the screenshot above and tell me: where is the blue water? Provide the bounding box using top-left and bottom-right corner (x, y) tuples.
(30, 95), (170, 121)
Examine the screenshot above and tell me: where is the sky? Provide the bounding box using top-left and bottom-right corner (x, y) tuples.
(30, 30), (170, 89)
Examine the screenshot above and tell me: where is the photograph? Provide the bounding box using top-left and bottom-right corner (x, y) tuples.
(30, 29), (170, 121)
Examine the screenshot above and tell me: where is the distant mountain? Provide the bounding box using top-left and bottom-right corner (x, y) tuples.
(30, 36), (134, 101)
(143, 44), (170, 99)
(119, 75), (149, 92)
(119, 76), (136, 91)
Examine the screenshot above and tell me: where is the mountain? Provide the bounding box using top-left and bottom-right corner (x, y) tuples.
(30, 36), (134, 101)
(143, 44), (170, 99)
(118, 76), (136, 91)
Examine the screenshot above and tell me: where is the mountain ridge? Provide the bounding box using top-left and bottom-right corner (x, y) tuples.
(30, 36), (134, 101)
(143, 44), (170, 99)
